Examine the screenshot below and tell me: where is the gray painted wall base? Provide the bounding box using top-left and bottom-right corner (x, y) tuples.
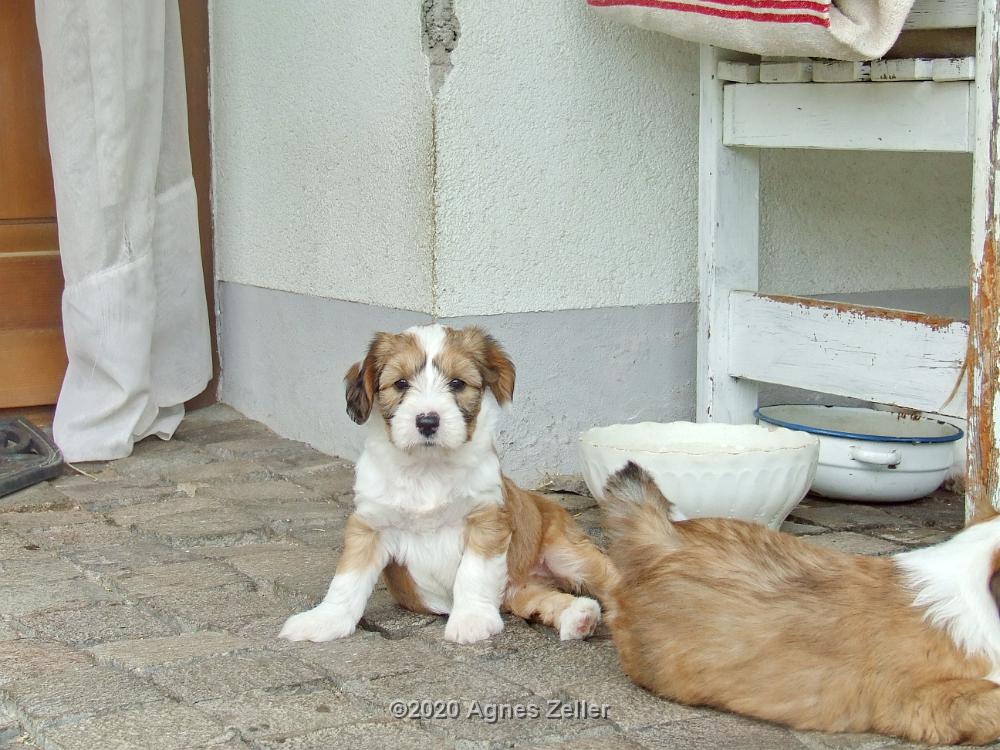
(219, 283), (428, 468)
(219, 282), (967, 487)
(219, 282), (695, 485)
(446, 305), (697, 485)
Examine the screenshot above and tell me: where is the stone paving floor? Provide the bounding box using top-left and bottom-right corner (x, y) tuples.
(0, 405), (985, 750)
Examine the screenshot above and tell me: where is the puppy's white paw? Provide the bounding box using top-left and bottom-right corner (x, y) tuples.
(559, 597), (601, 641)
(278, 606), (356, 642)
(444, 608), (504, 644)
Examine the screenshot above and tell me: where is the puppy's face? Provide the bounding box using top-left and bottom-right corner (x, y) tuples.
(345, 325), (515, 451)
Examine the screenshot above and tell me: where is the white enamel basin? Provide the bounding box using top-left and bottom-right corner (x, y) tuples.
(756, 405), (964, 503)
(578, 421), (819, 529)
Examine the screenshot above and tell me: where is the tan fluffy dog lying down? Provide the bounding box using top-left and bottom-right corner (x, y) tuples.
(599, 462), (1000, 746)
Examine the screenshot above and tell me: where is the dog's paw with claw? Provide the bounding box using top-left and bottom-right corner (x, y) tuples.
(278, 606), (356, 642)
(444, 608), (504, 644)
(559, 597), (601, 641)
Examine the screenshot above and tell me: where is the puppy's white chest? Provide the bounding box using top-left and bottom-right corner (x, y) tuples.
(354, 452), (503, 532)
(351, 431), (506, 614)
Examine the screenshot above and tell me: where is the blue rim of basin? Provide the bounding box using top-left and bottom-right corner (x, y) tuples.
(754, 405), (963, 444)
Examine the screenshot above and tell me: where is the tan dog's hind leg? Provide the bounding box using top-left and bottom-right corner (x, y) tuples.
(505, 581), (601, 641)
(541, 516), (620, 603)
(949, 682), (1000, 746)
(887, 679), (1000, 746)
(499, 482), (616, 639)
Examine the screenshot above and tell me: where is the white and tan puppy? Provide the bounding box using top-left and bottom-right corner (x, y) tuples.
(600, 462), (1000, 746)
(279, 324), (618, 644)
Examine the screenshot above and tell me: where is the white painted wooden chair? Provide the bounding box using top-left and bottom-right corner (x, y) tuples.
(696, 0), (999, 520)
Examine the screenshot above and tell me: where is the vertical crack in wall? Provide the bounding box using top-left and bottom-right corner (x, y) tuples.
(428, 101), (440, 320)
(421, 0), (460, 319)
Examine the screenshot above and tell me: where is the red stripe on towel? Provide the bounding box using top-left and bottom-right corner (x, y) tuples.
(589, 0), (830, 23)
(590, 0), (828, 12)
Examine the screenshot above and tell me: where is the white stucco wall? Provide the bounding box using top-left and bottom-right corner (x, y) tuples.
(432, 2), (700, 317)
(211, 1), (435, 313)
(761, 150), (971, 295)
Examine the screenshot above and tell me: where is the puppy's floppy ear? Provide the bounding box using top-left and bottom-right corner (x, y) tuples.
(344, 334), (391, 424)
(483, 334), (516, 405)
(462, 327), (515, 405)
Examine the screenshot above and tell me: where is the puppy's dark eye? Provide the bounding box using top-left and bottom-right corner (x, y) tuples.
(448, 379), (466, 392)
(394, 379), (410, 392)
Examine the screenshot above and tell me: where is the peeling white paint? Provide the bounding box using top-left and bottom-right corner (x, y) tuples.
(422, 0), (460, 97)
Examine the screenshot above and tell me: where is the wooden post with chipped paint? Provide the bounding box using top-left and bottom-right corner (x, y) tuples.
(967, 0), (1000, 523)
(697, 45), (759, 424)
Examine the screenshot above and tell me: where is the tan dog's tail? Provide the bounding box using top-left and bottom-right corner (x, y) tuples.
(600, 462), (681, 551)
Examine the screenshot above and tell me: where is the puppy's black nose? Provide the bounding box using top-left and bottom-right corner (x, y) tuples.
(415, 412), (440, 437)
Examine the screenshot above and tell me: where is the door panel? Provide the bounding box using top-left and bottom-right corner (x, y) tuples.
(0, 1), (218, 411)
(0, 0), (66, 408)
(0, 222), (59, 254)
(0, 255), (63, 329)
(0, 330), (66, 407)
(0, 0), (56, 220)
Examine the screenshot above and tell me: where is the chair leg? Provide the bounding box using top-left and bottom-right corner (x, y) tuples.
(697, 44), (760, 424)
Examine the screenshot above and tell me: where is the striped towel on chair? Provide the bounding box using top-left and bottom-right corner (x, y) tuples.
(588, 0), (914, 61)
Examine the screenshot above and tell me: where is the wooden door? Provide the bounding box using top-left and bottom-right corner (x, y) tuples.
(0, 0), (66, 409)
(0, 1), (217, 416)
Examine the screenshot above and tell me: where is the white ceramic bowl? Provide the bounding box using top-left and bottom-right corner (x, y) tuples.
(756, 405), (964, 503)
(578, 422), (819, 528)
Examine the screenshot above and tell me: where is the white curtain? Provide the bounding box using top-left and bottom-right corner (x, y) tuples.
(35, 0), (211, 462)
